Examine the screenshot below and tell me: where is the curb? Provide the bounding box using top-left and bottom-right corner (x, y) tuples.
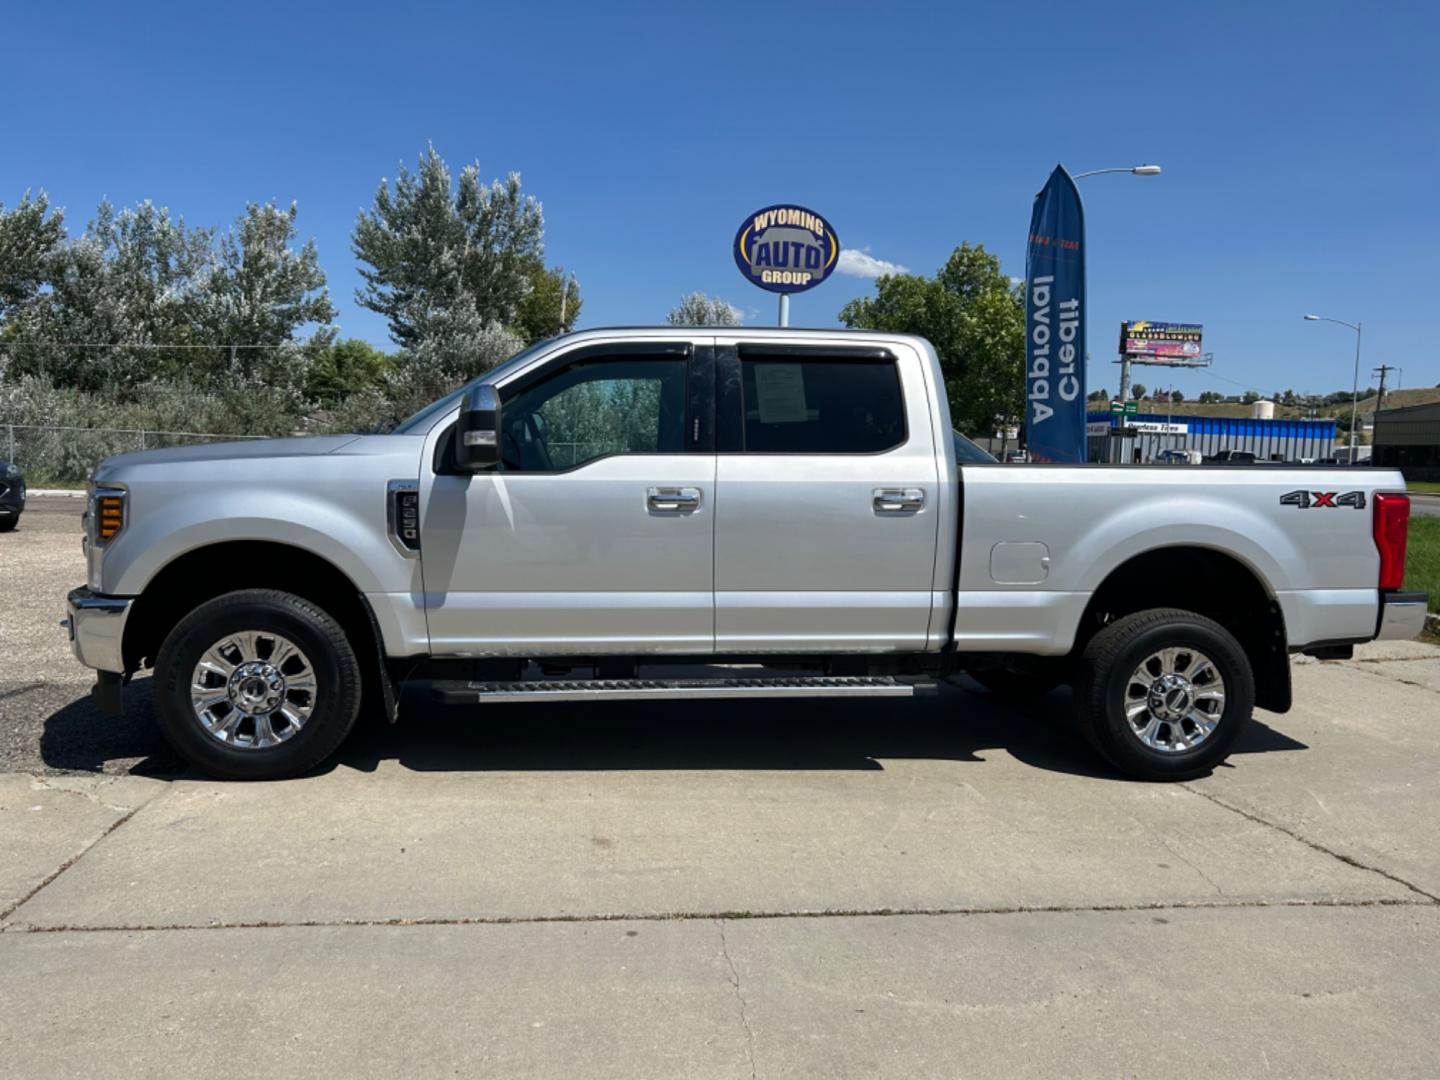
(28, 489), (86, 498)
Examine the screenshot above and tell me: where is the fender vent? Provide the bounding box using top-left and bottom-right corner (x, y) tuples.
(387, 479), (420, 555)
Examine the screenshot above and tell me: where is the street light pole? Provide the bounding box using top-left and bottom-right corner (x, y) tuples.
(1071, 164), (1162, 406)
(1072, 164), (1163, 179)
(1304, 314), (1363, 464)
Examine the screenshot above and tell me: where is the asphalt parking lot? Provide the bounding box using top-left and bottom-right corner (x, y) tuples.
(2, 495), (1439, 1077)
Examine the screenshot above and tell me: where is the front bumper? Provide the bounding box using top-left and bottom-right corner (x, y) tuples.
(1376, 590), (1430, 641)
(64, 586), (133, 674)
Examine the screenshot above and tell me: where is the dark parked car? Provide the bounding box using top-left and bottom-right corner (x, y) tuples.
(0, 461), (25, 532)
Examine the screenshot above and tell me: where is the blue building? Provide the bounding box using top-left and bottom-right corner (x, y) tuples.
(1086, 411), (1337, 463)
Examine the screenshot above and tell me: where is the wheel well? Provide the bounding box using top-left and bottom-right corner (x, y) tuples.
(1075, 546), (1290, 713)
(123, 541), (378, 682)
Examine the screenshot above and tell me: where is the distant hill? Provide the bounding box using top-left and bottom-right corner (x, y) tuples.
(1091, 386), (1440, 420)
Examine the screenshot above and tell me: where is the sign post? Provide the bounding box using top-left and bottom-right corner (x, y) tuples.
(1024, 166), (1087, 463)
(733, 205), (841, 326)
(1116, 321), (1210, 402)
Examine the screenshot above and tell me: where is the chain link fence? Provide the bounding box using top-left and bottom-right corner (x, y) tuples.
(2, 424), (268, 486)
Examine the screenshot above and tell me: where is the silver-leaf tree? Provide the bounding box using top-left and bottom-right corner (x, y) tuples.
(352, 146), (544, 353)
(666, 292), (741, 326)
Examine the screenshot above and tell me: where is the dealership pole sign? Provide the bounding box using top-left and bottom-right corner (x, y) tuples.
(734, 205), (840, 325)
(1024, 165), (1087, 463)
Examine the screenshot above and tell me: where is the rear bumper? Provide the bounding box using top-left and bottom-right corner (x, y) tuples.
(64, 586), (132, 674)
(1376, 591), (1429, 641)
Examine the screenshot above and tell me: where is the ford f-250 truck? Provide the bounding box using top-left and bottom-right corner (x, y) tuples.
(64, 328), (1428, 781)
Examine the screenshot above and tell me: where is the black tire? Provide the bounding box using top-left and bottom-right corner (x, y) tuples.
(1074, 607), (1254, 781)
(153, 589), (362, 780)
(0, 517), (17, 532)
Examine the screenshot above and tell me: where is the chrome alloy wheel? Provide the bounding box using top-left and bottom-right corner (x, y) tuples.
(189, 631), (317, 750)
(1123, 646), (1227, 753)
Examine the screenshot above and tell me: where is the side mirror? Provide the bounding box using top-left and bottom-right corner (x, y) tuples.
(455, 383), (501, 471)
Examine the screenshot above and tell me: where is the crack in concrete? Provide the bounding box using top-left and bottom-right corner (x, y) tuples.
(27, 775), (143, 815)
(0, 682), (45, 702)
(1342, 654), (1440, 665)
(1182, 784), (1440, 904)
(1337, 661), (1440, 695)
(717, 919), (758, 1080)
(0, 797), (152, 925)
(6, 895), (1432, 936)
(1157, 836), (1226, 898)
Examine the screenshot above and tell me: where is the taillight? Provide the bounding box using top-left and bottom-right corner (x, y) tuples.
(1373, 492), (1410, 590)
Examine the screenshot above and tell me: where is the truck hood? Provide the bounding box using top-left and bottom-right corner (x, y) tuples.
(92, 435), (362, 480)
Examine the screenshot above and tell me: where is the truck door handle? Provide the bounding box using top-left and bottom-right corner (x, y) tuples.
(647, 486), (702, 512)
(873, 487), (925, 512)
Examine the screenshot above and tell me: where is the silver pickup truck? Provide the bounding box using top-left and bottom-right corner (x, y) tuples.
(65, 327), (1428, 781)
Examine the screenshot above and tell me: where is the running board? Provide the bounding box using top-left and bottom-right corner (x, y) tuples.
(431, 675), (936, 705)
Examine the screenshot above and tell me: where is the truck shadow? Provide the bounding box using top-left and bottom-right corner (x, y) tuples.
(39, 676), (1309, 781)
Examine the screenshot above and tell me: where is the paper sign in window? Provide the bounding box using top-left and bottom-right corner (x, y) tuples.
(753, 364), (809, 424)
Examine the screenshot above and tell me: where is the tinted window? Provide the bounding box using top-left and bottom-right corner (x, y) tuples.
(500, 356), (688, 471)
(952, 430), (997, 463)
(740, 357), (904, 453)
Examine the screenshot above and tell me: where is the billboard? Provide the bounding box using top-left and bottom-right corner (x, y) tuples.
(1024, 166), (1087, 463)
(734, 205), (840, 294)
(1119, 320), (1203, 359)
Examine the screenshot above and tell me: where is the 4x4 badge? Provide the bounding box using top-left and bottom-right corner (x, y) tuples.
(1280, 490), (1366, 510)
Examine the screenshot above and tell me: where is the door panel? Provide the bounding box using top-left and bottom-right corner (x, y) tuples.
(422, 455), (714, 654)
(713, 344), (940, 652)
(419, 339), (716, 656)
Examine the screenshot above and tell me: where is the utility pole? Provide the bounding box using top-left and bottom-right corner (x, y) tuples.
(558, 273), (576, 336)
(1372, 364), (1395, 412)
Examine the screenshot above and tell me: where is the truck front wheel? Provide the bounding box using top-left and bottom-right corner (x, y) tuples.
(153, 589), (362, 780)
(1074, 608), (1254, 781)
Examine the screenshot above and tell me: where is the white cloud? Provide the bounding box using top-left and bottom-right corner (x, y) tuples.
(836, 247), (909, 279)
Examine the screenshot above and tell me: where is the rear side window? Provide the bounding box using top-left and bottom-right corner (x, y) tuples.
(739, 356), (905, 453)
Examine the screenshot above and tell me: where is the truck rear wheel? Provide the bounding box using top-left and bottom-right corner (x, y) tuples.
(1074, 607), (1254, 781)
(153, 589), (362, 780)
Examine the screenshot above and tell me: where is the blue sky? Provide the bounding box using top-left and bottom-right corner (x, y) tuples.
(3, 0), (1435, 400)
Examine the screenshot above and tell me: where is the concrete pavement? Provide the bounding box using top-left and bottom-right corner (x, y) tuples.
(3, 644), (1440, 1077)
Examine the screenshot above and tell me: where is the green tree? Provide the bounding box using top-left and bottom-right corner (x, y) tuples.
(667, 292), (740, 326)
(18, 200), (215, 392)
(512, 263), (581, 344)
(0, 191), (64, 320)
(1087, 388), (1110, 402)
(352, 146), (544, 354)
(197, 201), (336, 389)
(839, 242), (1023, 437)
(1170, 389), (1184, 403)
(1130, 384), (1147, 400)
(306, 338), (394, 402)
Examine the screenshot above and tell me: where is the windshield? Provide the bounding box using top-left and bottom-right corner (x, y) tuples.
(391, 338), (557, 434)
(952, 429), (998, 463)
